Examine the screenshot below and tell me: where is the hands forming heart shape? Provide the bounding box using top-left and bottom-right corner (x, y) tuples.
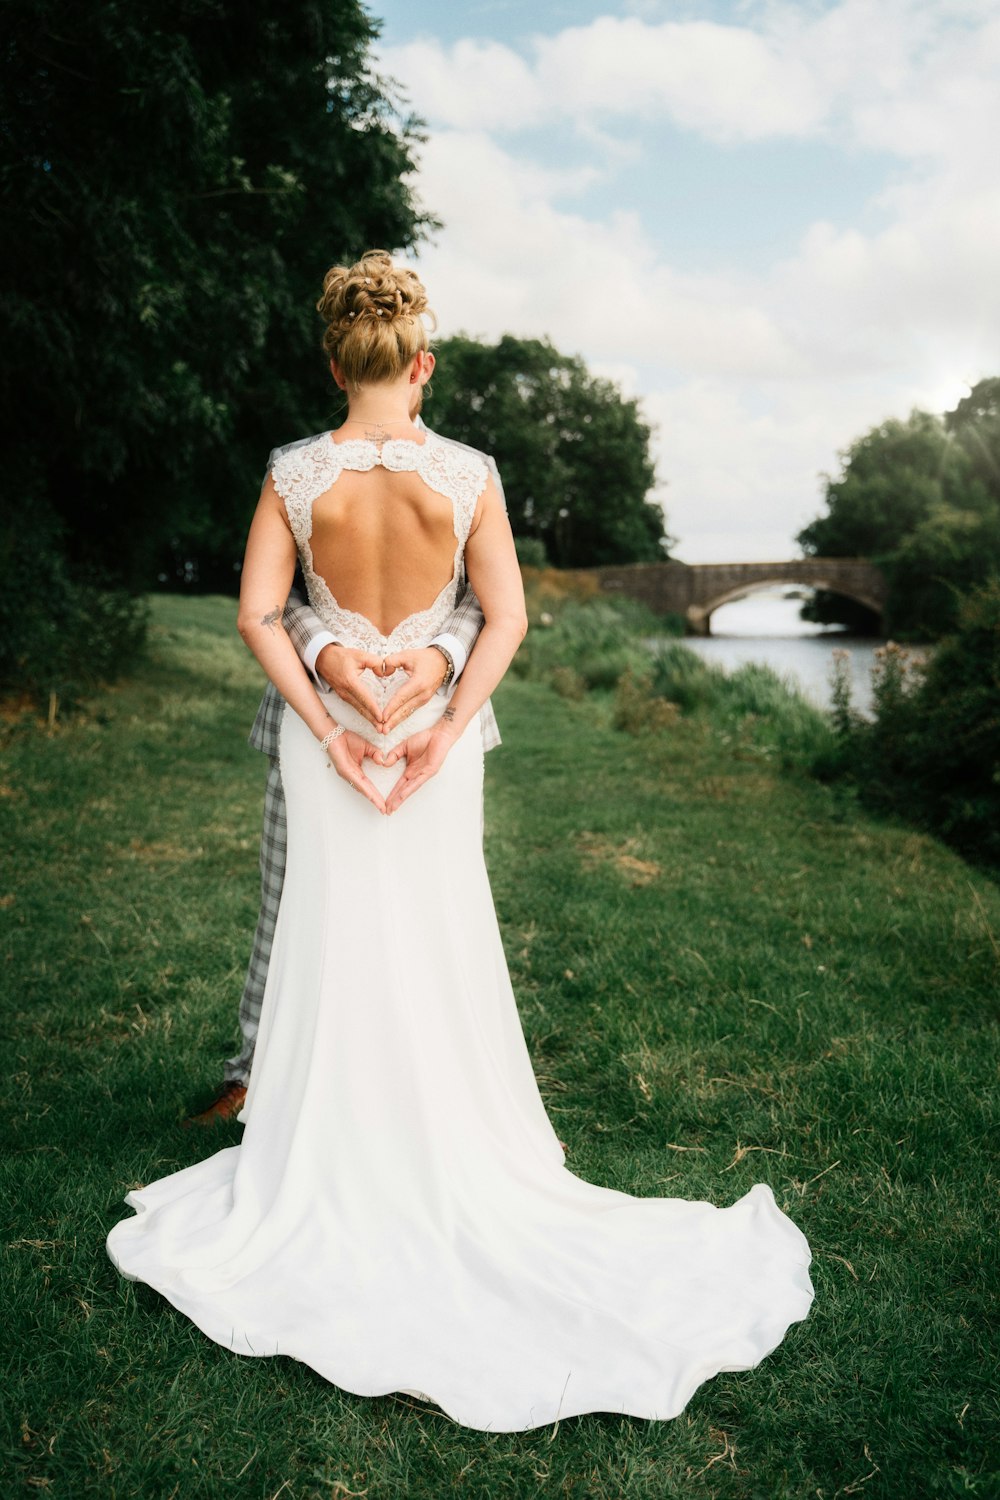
(316, 644), (458, 815)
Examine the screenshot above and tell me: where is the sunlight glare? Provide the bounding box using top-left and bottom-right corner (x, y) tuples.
(917, 373), (975, 417)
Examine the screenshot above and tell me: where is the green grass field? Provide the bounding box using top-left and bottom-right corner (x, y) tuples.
(2, 595), (997, 1499)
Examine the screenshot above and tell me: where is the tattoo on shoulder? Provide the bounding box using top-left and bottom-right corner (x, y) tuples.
(261, 606), (282, 633)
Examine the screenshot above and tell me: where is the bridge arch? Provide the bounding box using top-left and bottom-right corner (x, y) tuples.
(592, 558), (888, 635)
(688, 573), (885, 635)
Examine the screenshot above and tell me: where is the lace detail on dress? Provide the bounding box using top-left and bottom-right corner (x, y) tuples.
(269, 431), (489, 657)
(272, 439), (346, 550)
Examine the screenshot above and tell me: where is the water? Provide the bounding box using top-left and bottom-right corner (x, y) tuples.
(650, 590), (884, 716)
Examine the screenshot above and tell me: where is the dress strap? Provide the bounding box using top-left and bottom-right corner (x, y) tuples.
(270, 439), (344, 548)
(410, 438), (489, 546)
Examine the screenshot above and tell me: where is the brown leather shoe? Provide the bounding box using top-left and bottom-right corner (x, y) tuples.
(183, 1081), (247, 1128)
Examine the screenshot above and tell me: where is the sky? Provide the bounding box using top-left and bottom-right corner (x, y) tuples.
(367, 0), (1000, 562)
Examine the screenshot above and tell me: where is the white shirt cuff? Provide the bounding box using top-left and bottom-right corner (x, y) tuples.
(303, 631), (339, 688)
(431, 631), (468, 684)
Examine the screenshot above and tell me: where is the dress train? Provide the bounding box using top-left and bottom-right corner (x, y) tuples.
(107, 693), (814, 1432)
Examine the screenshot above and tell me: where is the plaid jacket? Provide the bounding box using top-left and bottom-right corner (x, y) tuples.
(248, 426), (504, 758)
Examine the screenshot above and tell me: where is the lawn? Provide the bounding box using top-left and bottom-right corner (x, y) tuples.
(2, 594), (997, 1499)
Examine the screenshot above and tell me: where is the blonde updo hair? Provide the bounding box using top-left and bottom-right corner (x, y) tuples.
(317, 249), (435, 388)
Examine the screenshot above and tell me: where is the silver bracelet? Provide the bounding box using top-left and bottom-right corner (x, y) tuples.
(319, 724), (345, 753)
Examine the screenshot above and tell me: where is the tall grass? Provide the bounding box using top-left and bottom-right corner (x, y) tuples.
(515, 571), (683, 695)
(515, 582), (835, 774)
(635, 643), (838, 773)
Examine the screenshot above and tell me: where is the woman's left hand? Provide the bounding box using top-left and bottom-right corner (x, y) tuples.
(382, 724), (458, 815)
(327, 729), (388, 814)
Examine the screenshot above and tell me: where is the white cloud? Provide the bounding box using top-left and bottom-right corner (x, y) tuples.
(381, 2), (1000, 559)
(381, 38), (544, 131)
(411, 130), (801, 378)
(531, 17), (824, 141)
(771, 179), (1000, 376)
(382, 2), (1000, 151)
(643, 376), (906, 562)
(382, 17), (822, 143)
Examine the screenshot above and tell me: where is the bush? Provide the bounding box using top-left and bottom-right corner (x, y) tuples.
(612, 669), (680, 734)
(648, 643), (719, 713)
(514, 536), (549, 569)
(721, 663), (840, 772)
(514, 583), (680, 694)
(829, 579), (1000, 865)
(514, 585), (832, 775)
(548, 665), (587, 701)
(520, 565), (602, 613)
(0, 522), (148, 708)
(644, 644), (837, 771)
(516, 599), (658, 692)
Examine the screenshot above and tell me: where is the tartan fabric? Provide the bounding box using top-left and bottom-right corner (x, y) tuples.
(224, 756), (286, 1086)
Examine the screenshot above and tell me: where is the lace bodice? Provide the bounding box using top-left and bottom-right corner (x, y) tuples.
(271, 431), (488, 657)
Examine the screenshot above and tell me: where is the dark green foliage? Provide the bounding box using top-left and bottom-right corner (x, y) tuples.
(798, 383), (1000, 637)
(945, 375), (1000, 495)
(514, 535), (549, 569)
(648, 642), (721, 713)
(428, 335), (669, 568)
(823, 579), (1000, 867)
(0, 0), (430, 696)
(0, 516), (148, 702)
(514, 599), (652, 689)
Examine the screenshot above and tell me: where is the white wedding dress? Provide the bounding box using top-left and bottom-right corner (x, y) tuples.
(107, 431), (814, 1431)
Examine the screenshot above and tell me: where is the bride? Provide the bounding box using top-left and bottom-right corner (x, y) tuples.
(106, 250), (814, 1431)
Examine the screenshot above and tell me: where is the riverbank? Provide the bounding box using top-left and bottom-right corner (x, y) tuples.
(2, 595), (997, 1498)
(669, 592), (933, 718)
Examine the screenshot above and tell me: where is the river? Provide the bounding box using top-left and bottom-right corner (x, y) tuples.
(650, 589), (888, 716)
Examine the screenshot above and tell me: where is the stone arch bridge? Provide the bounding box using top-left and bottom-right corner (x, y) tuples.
(593, 558), (887, 634)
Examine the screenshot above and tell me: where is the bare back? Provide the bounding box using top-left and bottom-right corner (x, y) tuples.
(270, 431), (490, 655)
(310, 460), (458, 637)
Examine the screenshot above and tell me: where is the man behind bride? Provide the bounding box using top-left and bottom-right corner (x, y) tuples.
(187, 384), (505, 1125)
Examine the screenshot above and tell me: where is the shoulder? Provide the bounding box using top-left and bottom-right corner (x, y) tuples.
(424, 427), (506, 513)
(425, 427), (496, 473)
(267, 429), (331, 473)
(419, 432), (498, 536)
(266, 429), (330, 467)
(268, 431), (340, 504)
(424, 426), (490, 462)
(422, 430), (494, 495)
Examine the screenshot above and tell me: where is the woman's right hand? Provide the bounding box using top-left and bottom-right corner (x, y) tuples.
(326, 729), (388, 814)
(381, 723), (458, 815)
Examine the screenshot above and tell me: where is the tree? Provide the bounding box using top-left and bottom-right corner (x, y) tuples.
(945, 376), (1000, 501)
(797, 391), (1000, 637)
(828, 578), (1000, 867)
(0, 0), (431, 609)
(427, 335), (668, 569)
